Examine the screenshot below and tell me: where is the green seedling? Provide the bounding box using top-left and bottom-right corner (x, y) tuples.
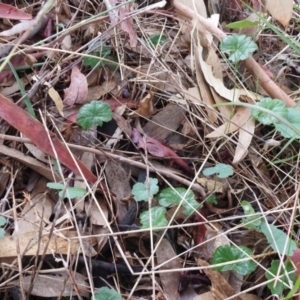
(47, 182), (86, 199)
(77, 101), (113, 131)
(131, 178), (201, 229)
(0, 216), (6, 239)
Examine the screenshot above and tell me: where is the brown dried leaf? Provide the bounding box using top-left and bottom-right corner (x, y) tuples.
(156, 239), (181, 300)
(265, 0), (293, 27)
(196, 259), (243, 300)
(64, 66), (88, 105)
(196, 39), (259, 104)
(85, 197), (108, 226)
(119, 6), (137, 47)
(86, 80), (117, 102)
(143, 103), (185, 140)
(104, 160), (131, 222)
(9, 271), (89, 298)
(232, 116), (255, 164)
(14, 178), (54, 235)
(130, 92), (155, 118)
(206, 107), (251, 138)
(0, 230), (97, 257)
(0, 144), (60, 182)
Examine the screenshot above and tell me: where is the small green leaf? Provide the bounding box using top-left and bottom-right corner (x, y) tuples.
(0, 216), (6, 227)
(206, 194), (218, 205)
(47, 182), (86, 199)
(226, 20), (259, 29)
(77, 101), (113, 130)
(0, 228), (4, 239)
(259, 222), (297, 256)
(93, 287), (122, 300)
(140, 206), (168, 229)
(83, 44), (118, 70)
(132, 178), (159, 201)
(266, 260), (295, 296)
(148, 34), (167, 46)
(275, 108), (300, 138)
(203, 163), (234, 178)
(241, 200), (262, 229)
(47, 182), (65, 190)
(212, 245), (256, 275)
(158, 187), (201, 215)
(220, 34), (258, 63)
(251, 98), (288, 125)
(58, 187), (86, 199)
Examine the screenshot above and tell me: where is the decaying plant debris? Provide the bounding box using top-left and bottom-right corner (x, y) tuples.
(0, 0), (299, 299)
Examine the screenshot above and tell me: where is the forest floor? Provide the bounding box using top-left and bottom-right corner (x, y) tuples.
(0, 0), (299, 299)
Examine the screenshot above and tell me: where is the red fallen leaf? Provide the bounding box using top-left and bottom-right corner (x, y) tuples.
(258, 62), (274, 79)
(0, 93), (103, 188)
(0, 52), (45, 83)
(0, 3), (32, 20)
(64, 66), (88, 106)
(290, 248), (300, 276)
(194, 208), (207, 245)
(131, 128), (194, 174)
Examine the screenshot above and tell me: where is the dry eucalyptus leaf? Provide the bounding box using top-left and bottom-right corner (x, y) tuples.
(232, 116), (255, 164)
(206, 107), (251, 138)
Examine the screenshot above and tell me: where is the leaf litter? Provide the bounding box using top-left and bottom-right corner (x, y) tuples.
(0, 0), (299, 299)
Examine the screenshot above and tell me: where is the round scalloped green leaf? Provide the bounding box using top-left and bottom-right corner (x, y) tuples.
(132, 178), (159, 201)
(0, 216), (6, 227)
(259, 222), (297, 256)
(251, 98), (288, 125)
(148, 34), (167, 46)
(220, 34), (258, 63)
(158, 187), (200, 215)
(77, 101), (113, 130)
(0, 228), (4, 239)
(158, 187), (193, 207)
(212, 245), (256, 275)
(266, 260), (295, 296)
(274, 108), (300, 138)
(140, 206), (167, 229)
(93, 287), (122, 300)
(59, 187), (86, 199)
(46, 182), (65, 190)
(203, 163), (234, 178)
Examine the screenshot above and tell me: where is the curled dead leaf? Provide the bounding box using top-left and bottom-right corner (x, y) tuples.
(64, 66), (88, 105)
(129, 92), (155, 118)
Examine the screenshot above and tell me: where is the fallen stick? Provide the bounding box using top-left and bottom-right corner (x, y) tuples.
(173, 0), (296, 107)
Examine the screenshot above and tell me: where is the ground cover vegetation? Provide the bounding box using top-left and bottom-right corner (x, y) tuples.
(0, 0), (299, 299)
